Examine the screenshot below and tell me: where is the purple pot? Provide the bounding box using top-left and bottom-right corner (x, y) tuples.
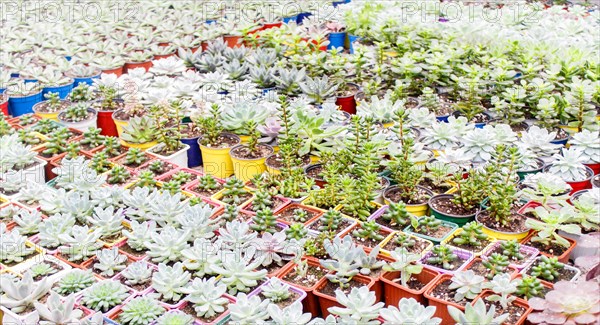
(367, 205), (395, 233)
(481, 241), (539, 270)
(112, 261), (157, 294)
(252, 278), (308, 303)
(420, 247), (474, 275)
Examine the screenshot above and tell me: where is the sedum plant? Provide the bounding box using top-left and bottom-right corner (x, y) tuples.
(448, 299), (509, 325)
(516, 275), (546, 299)
(221, 177), (250, 205)
(382, 202), (411, 228)
(380, 298), (441, 325)
(81, 280), (130, 312)
(481, 253), (511, 280)
(119, 297), (165, 325)
(94, 248), (127, 277)
(499, 240), (525, 261)
(452, 221), (489, 248)
(182, 277), (229, 319)
(530, 256), (565, 282)
(151, 262), (191, 303)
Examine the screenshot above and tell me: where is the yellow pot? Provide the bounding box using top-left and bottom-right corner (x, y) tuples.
(113, 113), (129, 137)
(310, 155), (320, 164)
(404, 203), (429, 217)
(383, 121), (395, 128)
(266, 164), (282, 176)
(378, 231), (434, 257)
(230, 144), (274, 182)
(200, 134), (241, 179)
(35, 111), (60, 121)
(120, 139), (157, 150)
(558, 124), (579, 135)
(239, 135), (250, 144)
(441, 228), (497, 257)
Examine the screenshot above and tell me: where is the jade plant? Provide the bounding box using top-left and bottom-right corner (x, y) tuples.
(381, 201), (411, 228)
(221, 177), (250, 205)
(515, 275), (546, 299)
(352, 220), (385, 242)
(499, 240), (525, 261)
(452, 221), (489, 248)
(481, 253), (511, 280)
(107, 165), (131, 184)
(426, 245), (458, 270)
(529, 256), (565, 282)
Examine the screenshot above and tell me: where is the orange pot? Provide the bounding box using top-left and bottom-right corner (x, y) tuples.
(313, 274), (375, 318)
(381, 266), (440, 306)
(277, 257), (328, 317)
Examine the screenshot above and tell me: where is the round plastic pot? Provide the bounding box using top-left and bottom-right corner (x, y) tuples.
(482, 241), (539, 270)
(383, 185), (433, 217)
(153, 53), (175, 60)
(277, 258), (327, 317)
(223, 35), (242, 48)
(423, 274), (467, 323)
(475, 211), (530, 241)
(296, 12), (312, 24)
(146, 143), (190, 169)
(42, 82), (74, 99)
(1, 96), (8, 116)
(328, 32), (347, 50)
(58, 108), (98, 132)
(544, 165), (594, 194)
(521, 232), (577, 264)
(381, 266), (440, 306)
(404, 219), (459, 245)
(428, 194), (476, 226)
(199, 134), (241, 179)
(32, 100), (61, 121)
(73, 74), (101, 86)
(102, 66), (124, 77)
(282, 15), (298, 23)
(313, 274), (375, 318)
(304, 164), (326, 188)
(124, 60), (153, 73)
(230, 144), (274, 182)
(436, 114), (450, 122)
(335, 91), (358, 115)
(263, 22), (283, 29)
(111, 109), (129, 137)
(120, 139), (157, 150)
(96, 110), (119, 137)
(8, 91), (43, 117)
(550, 136), (569, 146)
(517, 158), (545, 181)
(348, 34), (362, 54)
(181, 134), (202, 168)
(332, 0), (345, 6)
(420, 248), (474, 275)
(584, 162), (600, 175)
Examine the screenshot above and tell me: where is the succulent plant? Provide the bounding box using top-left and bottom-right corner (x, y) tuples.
(151, 262), (191, 303)
(328, 286), (384, 323)
(380, 298), (442, 325)
(499, 240), (525, 261)
(382, 202), (411, 228)
(108, 165), (131, 184)
(123, 220), (157, 252)
(481, 253), (511, 280)
(218, 220), (258, 250)
(251, 208), (278, 233)
(122, 261), (153, 287)
(182, 277), (229, 318)
(145, 226), (190, 263)
(155, 311), (195, 325)
(221, 177), (250, 205)
(452, 221), (489, 247)
(87, 206), (124, 238)
(426, 245), (458, 270)
(81, 280), (130, 312)
(526, 206), (581, 249)
(0, 271), (52, 313)
(56, 269), (95, 295)
(119, 297), (165, 325)
(449, 270), (486, 301)
(530, 256), (565, 282)
(34, 291), (83, 324)
(286, 223), (308, 240)
(121, 116), (156, 144)
(320, 236), (361, 289)
(448, 298), (509, 325)
(383, 248), (423, 287)
(484, 274), (519, 309)
(534, 279), (600, 325)
(210, 249), (267, 295)
(181, 238), (220, 278)
(548, 147), (590, 182)
(516, 275), (546, 299)
(94, 248), (127, 277)
(0, 229), (35, 264)
(13, 209), (43, 235)
(228, 293), (270, 324)
(37, 213), (76, 249)
(261, 278), (291, 303)
(58, 225), (103, 262)
(29, 262), (58, 279)
(318, 209), (344, 232)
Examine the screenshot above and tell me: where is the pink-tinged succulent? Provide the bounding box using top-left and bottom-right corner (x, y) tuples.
(326, 22), (345, 33)
(527, 281), (600, 324)
(257, 117), (282, 143)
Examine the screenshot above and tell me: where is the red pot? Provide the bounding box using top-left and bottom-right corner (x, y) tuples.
(201, 41), (209, 52)
(190, 46), (200, 53)
(313, 274), (375, 318)
(277, 257), (327, 317)
(1, 96), (8, 116)
(158, 42), (171, 47)
(262, 22), (283, 29)
(124, 60), (153, 73)
(584, 162), (600, 175)
(223, 35), (242, 48)
(153, 53), (175, 60)
(97, 110), (119, 137)
(102, 66), (124, 77)
(381, 266), (440, 306)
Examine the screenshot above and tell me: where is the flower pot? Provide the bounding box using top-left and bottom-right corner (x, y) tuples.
(282, 15), (298, 24)
(517, 158), (545, 181)
(229, 144), (274, 182)
(146, 143), (190, 168)
(475, 211), (530, 241)
(181, 132), (202, 168)
(521, 256), (581, 283)
(102, 66), (124, 77)
(73, 74), (101, 86)
(153, 53), (176, 60)
(404, 219), (459, 245)
(120, 139), (157, 150)
(1, 95), (9, 116)
(111, 109), (129, 137)
(32, 100), (64, 121)
(462, 257), (519, 280)
(241, 196), (291, 216)
(557, 231), (600, 261)
(584, 162), (600, 175)
(277, 258), (327, 317)
(199, 134), (241, 179)
(335, 83), (359, 115)
(383, 186), (433, 217)
(15, 156), (48, 185)
(348, 34), (362, 54)
(263, 22), (283, 30)
(482, 241), (539, 271)
(328, 32), (347, 50)
(381, 266), (440, 306)
(313, 274), (375, 318)
(378, 231), (434, 257)
(96, 110), (119, 137)
(475, 291), (532, 325)
(521, 232), (577, 264)
(223, 35), (241, 48)
(423, 274), (467, 324)
(543, 164), (594, 194)
(124, 60), (153, 73)
(176, 296), (235, 325)
(58, 108), (98, 132)
(274, 203), (325, 225)
(420, 248), (474, 275)
(296, 12), (312, 24)
(42, 81), (74, 99)
(8, 90), (43, 117)
(428, 194), (477, 226)
(441, 228), (496, 257)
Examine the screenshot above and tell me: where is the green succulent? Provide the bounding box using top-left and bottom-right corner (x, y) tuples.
(119, 297), (165, 325)
(81, 280), (130, 312)
(285, 223), (308, 240)
(529, 256), (564, 282)
(515, 275), (545, 299)
(221, 177), (249, 204)
(107, 165), (131, 184)
(124, 148), (147, 166)
(56, 269), (95, 295)
(103, 136), (122, 157)
(318, 209), (343, 232)
(481, 253), (510, 280)
(426, 245), (458, 270)
(452, 221), (488, 247)
(499, 240), (525, 261)
(382, 202), (411, 228)
(251, 208), (277, 233)
(353, 221), (384, 242)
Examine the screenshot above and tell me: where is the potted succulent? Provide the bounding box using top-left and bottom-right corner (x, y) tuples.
(570, 130), (600, 175)
(124, 51), (154, 73)
(404, 216), (459, 245)
(32, 92), (70, 121)
(119, 116), (157, 150)
(38, 69), (74, 99)
(1, 92), (8, 116)
(544, 147), (595, 194)
(429, 170), (487, 226)
(90, 78), (125, 137)
(65, 64), (102, 86)
(1, 133), (47, 184)
(197, 104), (241, 178)
(523, 206), (581, 263)
(179, 121), (203, 168)
(424, 270), (485, 323)
(146, 102), (190, 167)
(5, 81), (43, 117)
(57, 103), (98, 132)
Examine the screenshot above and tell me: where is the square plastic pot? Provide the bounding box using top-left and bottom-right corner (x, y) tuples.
(276, 257), (328, 317)
(381, 266), (440, 306)
(482, 241), (539, 270)
(147, 143), (190, 169)
(441, 228), (497, 257)
(420, 247), (474, 275)
(313, 274), (375, 318)
(404, 219), (459, 245)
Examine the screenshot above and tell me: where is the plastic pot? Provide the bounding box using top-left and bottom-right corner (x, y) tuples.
(282, 15), (298, 24)
(111, 109), (129, 137)
(146, 143), (190, 168)
(328, 32), (347, 50)
(223, 35), (242, 48)
(475, 211), (530, 241)
(230, 144), (274, 182)
(274, 203), (325, 225)
(199, 134), (241, 179)
(335, 83), (359, 115)
(124, 60), (153, 73)
(180, 130), (202, 168)
(441, 228), (496, 257)
(42, 81), (74, 99)
(313, 274), (375, 318)
(296, 12), (312, 24)
(420, 247), (474, 275)
(584, 162), (600, 175)
(404, 218), (459, 245)
(428, 194), (477, 226)
(517, 158), (545, 181)
(1, 94), (8, 116)
(73, 74), (101, 86)
(543, 164), (594, 194)
(381, 266), (440, 306)
(58, 108), (98, 132)
(348, 34), (362, 54)
(383, 186), (433, 217)
(521, 256), (581, 283)
(277, 257), (327, 317)
(102, 66), (124, 77)
(521, 232), (577, 264)
(482, 241), (539, 270)
(475, 291), (532, 325)
(424, 274), (467, 324)
(8, 90), (43, 117)
(378, 231), (434, 257)
(96, 109), (119, 137)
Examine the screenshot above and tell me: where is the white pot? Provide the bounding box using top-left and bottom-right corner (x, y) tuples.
(559, 231), (600, 261)
(11, 157), (47, 185)
(146, 143), (190, 168)
(58, 108), (98, 132)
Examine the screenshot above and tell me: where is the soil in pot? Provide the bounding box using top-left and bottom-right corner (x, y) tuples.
(524, 259), (578, 284)
(409, 223), (454, 241)
(305, 164), (324, 180)
(386, 186), (431, 205)
(261, 290), (302, 309)
(429, 279), (471, 307)
(118, 276), (151, 293)
(382, 234), (431, 255)
(553, 127), (569, 141)
(180, 302), (224, 323)
(192, 180), (223, 197)
(18, 292), (49, 315)
(1, 250), (39, 268)
(34, 100), (71, 113)
(318, 278), (367, 296)
(118, 243), (147, 259)
(423, 250), (468, 272)
(281, 263), (327, 288)
(484, 299), (527, 325)
(527, 240), (569, 259)
(477, 210), (529, 234)
(275, 205), (320, 224)
(266, 154), (311, 169)
(419, 179), (452, 195)
(351, 230), (388, 249)
(464, 258), (509, 279)
(307, 217), (352, 234)
(29, 260), (66, 281)
(202, 134), (241, 149)
(180, 123), (202, 139)
(91, 100), (125, 112)
(450, 237), (493, 254)
(138, 161), (176, 176)
(430, 196), (478, 217)
(486, 245), (537, 265)
(247, 196), (288, 213)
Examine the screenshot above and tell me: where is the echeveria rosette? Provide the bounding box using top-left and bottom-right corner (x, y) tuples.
(527, 281), (600, 325)
(570, 130), (600, 164)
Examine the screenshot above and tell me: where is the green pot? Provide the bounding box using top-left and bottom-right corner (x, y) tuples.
(428, 194), (477, 227)
(516, 158), (545, 181)
(404, 218), (459, 245)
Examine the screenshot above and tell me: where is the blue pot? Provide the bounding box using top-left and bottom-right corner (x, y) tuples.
(74, 74), (101, 86)
(0, 88), (5, 94)
(24, 77), (38, 84)
(296, 12), (312, 24)
(349, 34), (362, 54)
(436, 115), (450, 123)
(328, 32), (346, 50)
(43, 81), (74, 99)
(65, 56), (72, 61)
(8, 91), (43, 117)
(550, 136), (570, 146)
(332, 0), (345, 7)
(282, 15), (298, 24)
(181, 135), (202, 167)
(206, 19), (216, 24)
(10, 73), (19, 78)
